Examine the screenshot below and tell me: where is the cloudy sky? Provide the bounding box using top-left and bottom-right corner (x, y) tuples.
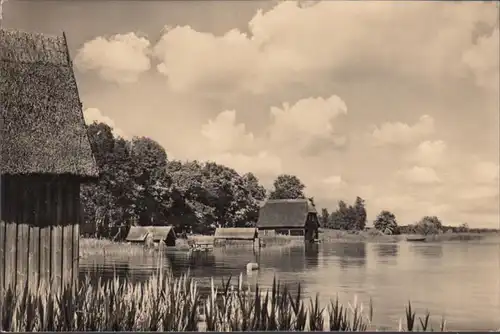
(3, 0), (499, 227)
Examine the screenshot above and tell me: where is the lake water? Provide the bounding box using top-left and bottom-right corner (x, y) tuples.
(80, 239), (500, 331)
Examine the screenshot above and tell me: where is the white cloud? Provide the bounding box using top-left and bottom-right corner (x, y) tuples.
(210, 151), (282, 179)
(198, 94), (347, 176)
(268, 95), (348, 153)
(372, 194), (416, 213)
(410, 140), (447, 166)
(201, 110), (255, 153)
(197, 95), (348, 182)
(153, 27), (261, 95)
(399, 166), (442, 185)
(447, 182), (499, 226)
(322, 175), (346, 187)
(459, 185), (499, 201)
(69, 0), (499, 228)
(148, 1), (498, 97)
(462, 27), (500, 92)
(370, 115), (435, 147)
(83, 108), (127, 138)
(473, 161), (499, 184)
(75, 33), (151, 84)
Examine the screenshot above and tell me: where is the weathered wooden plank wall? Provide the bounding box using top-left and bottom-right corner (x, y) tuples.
(0, 177), (5, 291)
(0, 175), (81, 292)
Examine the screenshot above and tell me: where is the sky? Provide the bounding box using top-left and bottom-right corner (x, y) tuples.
(2, 0), (499, 227)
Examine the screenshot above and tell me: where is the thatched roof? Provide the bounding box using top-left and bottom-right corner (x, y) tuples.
(126, 226), (150, 242)
(149, 226), (176, 242)
(126, 226), (176, 242)
(214, 227), (258, 240)
(0, 29), (98, 178)
(257, 199), (317, 229)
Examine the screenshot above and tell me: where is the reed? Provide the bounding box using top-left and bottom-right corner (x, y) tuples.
(79, 238), (159, 258)
(0, 271), (456, 332)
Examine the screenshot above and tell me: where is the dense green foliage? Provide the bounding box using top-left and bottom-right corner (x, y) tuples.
(322, 197), (367, 231)
(373, 210), (399, 235)
(81, 123), (334, 238)
(268, 174), (306, 200)
(397, 216), (443, 235)
(81, 123), (272, 237)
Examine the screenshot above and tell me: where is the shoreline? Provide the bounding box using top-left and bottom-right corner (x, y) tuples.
(320, 229), (500, 243)
(79, 230), (499, 258)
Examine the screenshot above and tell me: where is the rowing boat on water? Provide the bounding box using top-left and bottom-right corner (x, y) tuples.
(406, 236), (426, 242)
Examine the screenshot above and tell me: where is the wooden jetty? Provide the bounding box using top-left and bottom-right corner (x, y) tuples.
(187, 236), (214, 253)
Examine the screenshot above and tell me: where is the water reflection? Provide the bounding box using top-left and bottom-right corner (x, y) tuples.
(323, 242), (367, 268)
(79, 262), (138, 284)
(168, 251), (218, 277)
(261, 246), (307, 273)
(305, 243), (319, 269)
(410, 243), (443, 259)
(79, 239), (500, 331)
(374, 243), (399, 258)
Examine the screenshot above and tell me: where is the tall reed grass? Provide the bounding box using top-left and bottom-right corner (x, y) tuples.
(79, 238), (158, 258)
(0, 271), (451, 332)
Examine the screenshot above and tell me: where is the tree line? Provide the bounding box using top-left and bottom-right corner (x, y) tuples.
(82, 122), (489, 239)
(82, 122), (315, 238)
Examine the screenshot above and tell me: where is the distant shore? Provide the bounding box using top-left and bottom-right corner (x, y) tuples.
(321, 228), (500, 243)
(79, 229), (499, 259)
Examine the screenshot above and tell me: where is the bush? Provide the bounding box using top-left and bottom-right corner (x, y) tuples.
(374, 211), (398, 235)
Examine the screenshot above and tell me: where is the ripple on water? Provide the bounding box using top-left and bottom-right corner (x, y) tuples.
(80, 241), (500, 331)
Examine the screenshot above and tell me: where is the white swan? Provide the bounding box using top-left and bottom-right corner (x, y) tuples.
(246, 262), (259, 272)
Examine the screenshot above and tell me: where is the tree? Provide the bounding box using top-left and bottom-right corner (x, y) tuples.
(242, 172), (266, 201)
(374, 210), (398, 235)
(415, 216), (443, 235)
(329, 200), (356, 230)
(269, 174), (306, 200)
(81, 123), (137, 238)
(320, 208), (329, 227)
(457, 223), (469, 233)
(167, 160), (216, 233)
(82, 123), (175, 238)
(82, 122), (287, 238)
(129, 137), (171, 226)
(353, 197), (367, 230)
(241, 172), (266, 225)
(166, 161), (268, 233)
(85, 122), (115, 169)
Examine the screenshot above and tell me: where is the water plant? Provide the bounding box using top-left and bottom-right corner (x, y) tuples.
(0, 272), (453, 332)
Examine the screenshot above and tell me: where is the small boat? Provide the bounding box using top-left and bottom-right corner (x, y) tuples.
(406, 236), (426, 242)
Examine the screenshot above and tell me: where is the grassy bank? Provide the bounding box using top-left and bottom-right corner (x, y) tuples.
(321, 229), (500, 243)
(322, 229), (402, 243)
(80, 234), (301, 257)
(0, 272), (453, 332)
(79, 229), (500, 258)
(79, 238), (162, 259)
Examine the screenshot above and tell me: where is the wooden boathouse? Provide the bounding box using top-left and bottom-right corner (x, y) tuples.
(0, 29), (99, 291)
(257, 199), (320, 242)
(214, 227), (258, 241)
(126, 226), (177, 246)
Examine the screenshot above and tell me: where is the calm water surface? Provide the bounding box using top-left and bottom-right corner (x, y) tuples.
(80, 239), (500, 331)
